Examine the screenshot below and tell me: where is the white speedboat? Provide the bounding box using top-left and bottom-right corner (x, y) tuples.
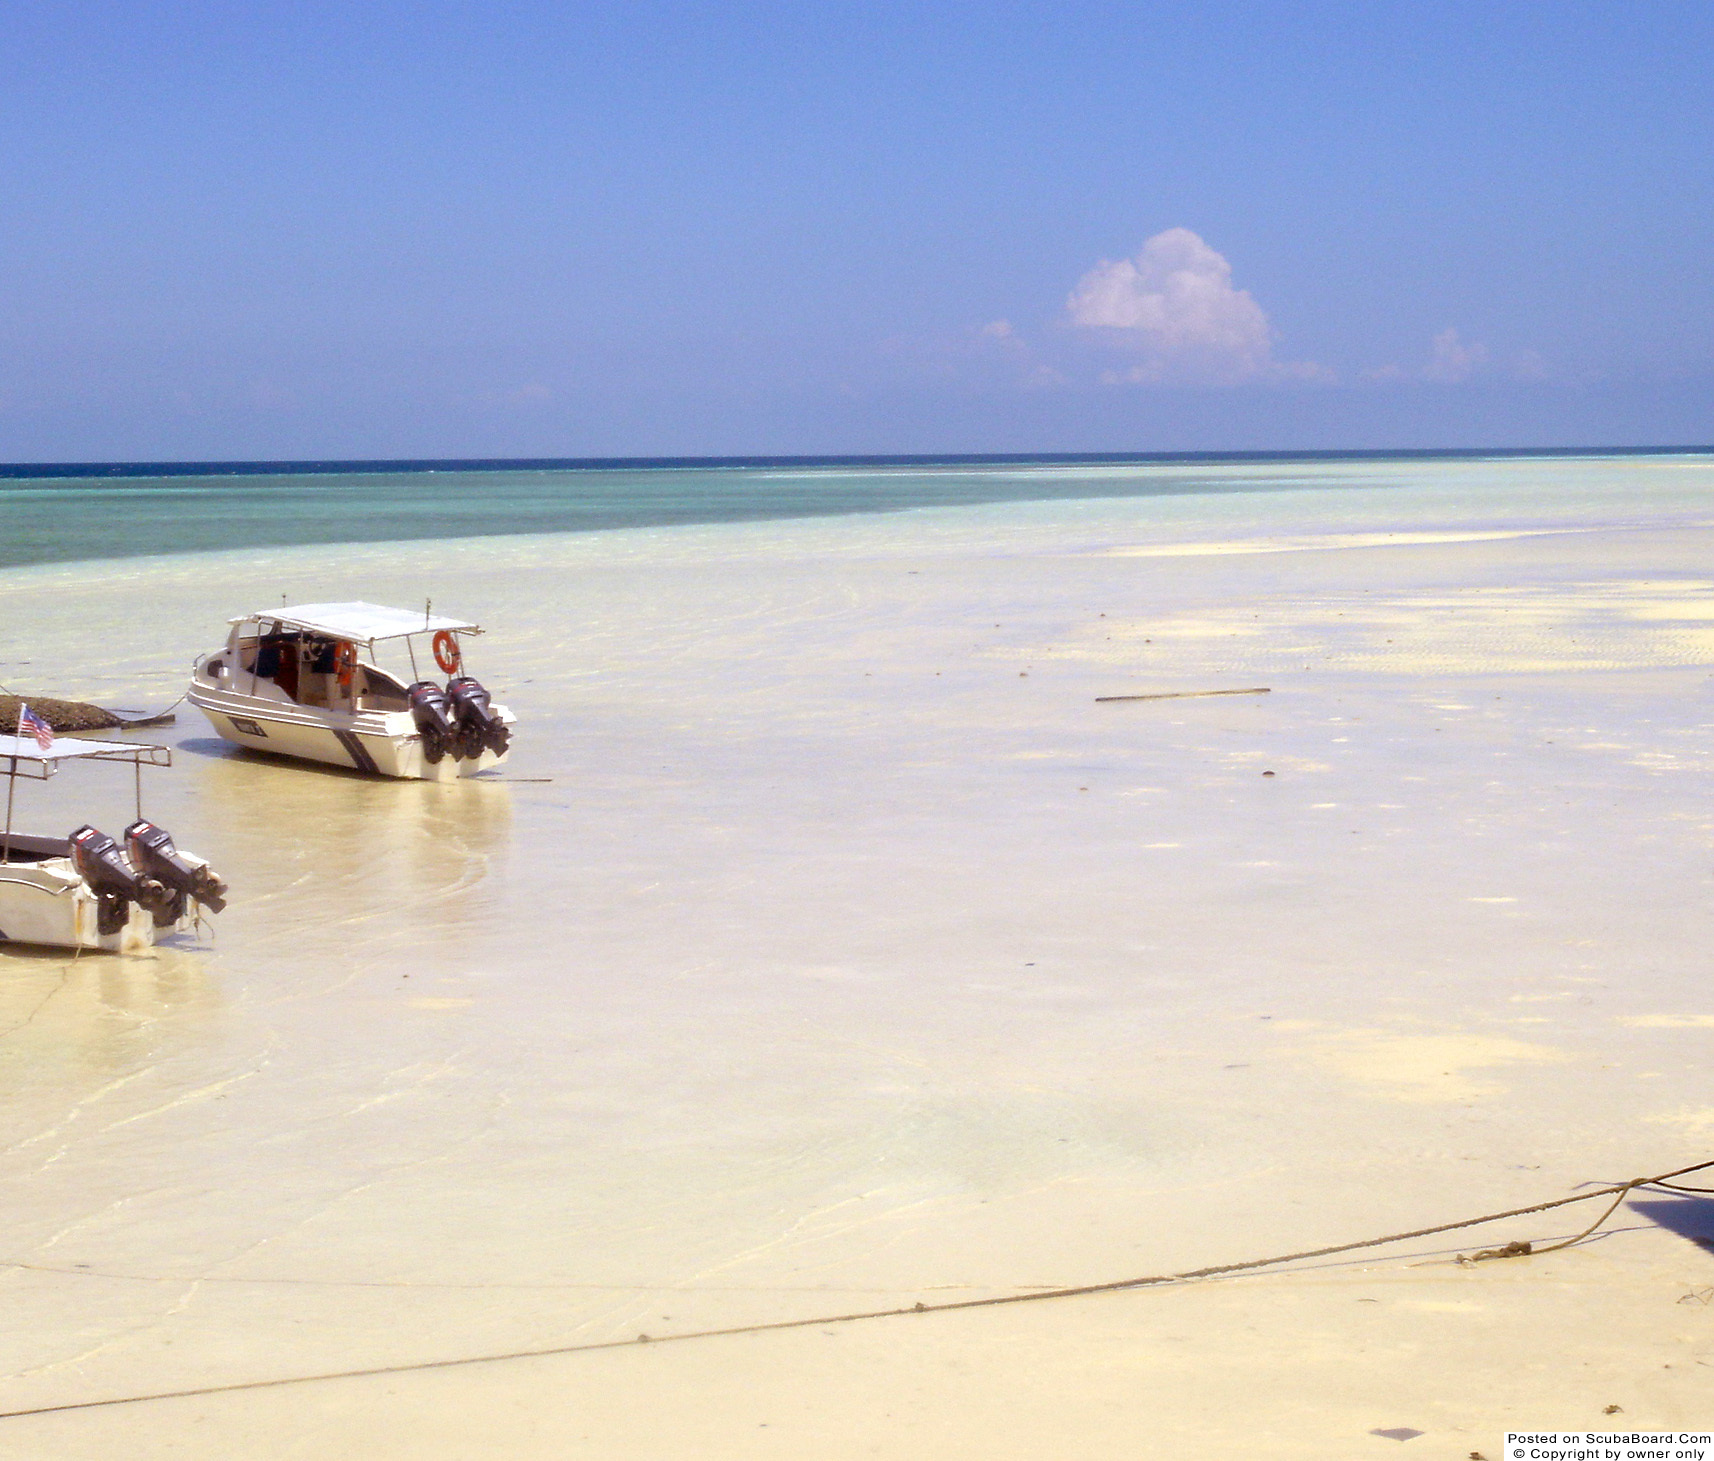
(0, 734), (228, 954)
(187, 602), (515, 780)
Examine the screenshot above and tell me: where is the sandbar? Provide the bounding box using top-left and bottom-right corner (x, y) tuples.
(0, 454), (1712, 1457)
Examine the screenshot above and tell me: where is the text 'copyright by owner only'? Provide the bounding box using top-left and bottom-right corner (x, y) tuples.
(1505, 1435), (1714, 1461)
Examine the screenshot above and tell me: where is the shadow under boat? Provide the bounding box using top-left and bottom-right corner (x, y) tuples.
(1629, 1196), (1714, 1256)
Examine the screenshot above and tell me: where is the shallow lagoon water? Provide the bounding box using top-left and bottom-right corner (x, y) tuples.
(2, 449), (1710, 570)
(1, 456), (1713, 1456)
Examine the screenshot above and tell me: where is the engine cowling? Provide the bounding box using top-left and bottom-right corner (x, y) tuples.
(124, 820), (228, 923)
(69, 824), (158, 934)
(408, 681), (455, 764)
(446, 676), (510, 759)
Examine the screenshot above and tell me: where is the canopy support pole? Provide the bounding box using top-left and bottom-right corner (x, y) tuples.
(2, 759), (15, 864)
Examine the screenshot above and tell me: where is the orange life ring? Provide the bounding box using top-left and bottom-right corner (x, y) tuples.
(432, 630), (462, 674)
(334, 640), (358, 688)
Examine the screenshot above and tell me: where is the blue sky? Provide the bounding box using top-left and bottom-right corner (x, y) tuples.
(2, 1), (1709, 459)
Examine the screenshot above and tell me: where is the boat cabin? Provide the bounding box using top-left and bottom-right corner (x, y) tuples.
(203, 603), (482, 713)
(218, 627), (411, 711)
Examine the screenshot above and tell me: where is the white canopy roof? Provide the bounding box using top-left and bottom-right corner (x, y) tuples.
(229, 601), (481, 643)
(0, 734), (171, 776)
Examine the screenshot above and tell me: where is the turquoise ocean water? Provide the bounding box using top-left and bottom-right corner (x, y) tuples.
(3, 450), (1700, 572)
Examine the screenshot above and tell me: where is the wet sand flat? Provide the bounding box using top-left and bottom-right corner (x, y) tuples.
(1, 457), (1713, 1457)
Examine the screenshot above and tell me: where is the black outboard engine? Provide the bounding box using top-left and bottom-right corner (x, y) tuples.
(446, 676), (510, 759)
(69, 824), (152, 935)
(408, 680), (455, 764)
(124, 820), (229, 924)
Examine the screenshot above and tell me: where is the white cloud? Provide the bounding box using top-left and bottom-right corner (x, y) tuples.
(1066, 228), (1286, 384)
(1421, 327), (1488, 383)
(1273, 357), (1338, 383)
(1365, 328), (1494, 384)
(969, 318), (1067, 388)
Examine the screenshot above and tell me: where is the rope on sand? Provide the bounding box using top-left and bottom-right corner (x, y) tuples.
(0, 1155), (1707, 1422)
(110, 690), (188, 728)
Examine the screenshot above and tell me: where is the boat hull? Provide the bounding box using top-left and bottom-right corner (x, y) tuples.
(187, 684), (511, 780)
(0, 857), (198, 954)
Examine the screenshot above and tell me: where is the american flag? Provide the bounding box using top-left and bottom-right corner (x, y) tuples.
(17, 703), (53, 751)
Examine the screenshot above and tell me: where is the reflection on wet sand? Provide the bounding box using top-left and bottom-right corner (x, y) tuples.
(0, 945), (221, 1087)
(182, 737), (513, 966)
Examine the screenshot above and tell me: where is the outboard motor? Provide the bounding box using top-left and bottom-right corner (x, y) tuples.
(446, 676), (510, 759)
(124, 820), (229, 924)
(408, 680), (455, 764)
(69, 824), (152, 935)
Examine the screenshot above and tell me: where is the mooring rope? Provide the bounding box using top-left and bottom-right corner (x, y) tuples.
(113, 690), (188, 726)
(0, 1155), (1707, 1422)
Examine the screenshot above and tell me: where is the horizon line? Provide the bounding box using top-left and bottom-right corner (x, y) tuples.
(2, 444), (1712, 481)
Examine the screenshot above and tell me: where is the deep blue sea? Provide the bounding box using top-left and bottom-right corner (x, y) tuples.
(0, 450), (1701, 571)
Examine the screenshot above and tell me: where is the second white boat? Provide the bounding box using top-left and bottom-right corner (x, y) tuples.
(1, 732), (228, 954)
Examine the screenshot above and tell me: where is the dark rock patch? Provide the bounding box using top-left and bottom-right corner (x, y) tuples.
(0, 693), (124, 733)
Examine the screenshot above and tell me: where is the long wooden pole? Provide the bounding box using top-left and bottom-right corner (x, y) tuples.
(1095, 687), (1271, 703)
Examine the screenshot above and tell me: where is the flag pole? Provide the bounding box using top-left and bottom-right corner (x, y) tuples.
(2, 761), (14, 866)
(2, 706), (19, 864)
